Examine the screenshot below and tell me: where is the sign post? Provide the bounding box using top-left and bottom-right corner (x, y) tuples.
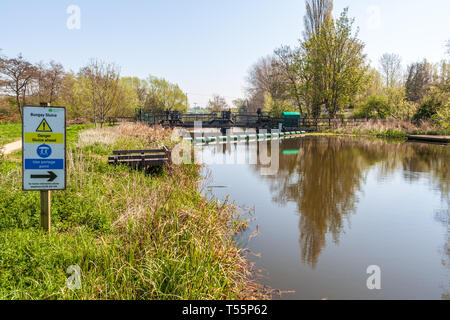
(40, 190), (51, 231)
(22, 105), (66, 232)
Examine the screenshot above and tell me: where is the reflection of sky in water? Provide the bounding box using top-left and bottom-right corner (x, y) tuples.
(201, 137), (449, 299)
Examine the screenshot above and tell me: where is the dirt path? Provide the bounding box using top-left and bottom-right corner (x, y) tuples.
(0, 140), (22, 155)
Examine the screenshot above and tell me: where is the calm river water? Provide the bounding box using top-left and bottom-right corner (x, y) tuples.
(200, 135), (449, 300)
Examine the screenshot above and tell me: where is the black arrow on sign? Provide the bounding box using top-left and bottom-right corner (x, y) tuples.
(31, 171), (57, 182)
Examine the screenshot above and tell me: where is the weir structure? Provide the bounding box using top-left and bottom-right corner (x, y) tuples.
(135, 108), (312, 133)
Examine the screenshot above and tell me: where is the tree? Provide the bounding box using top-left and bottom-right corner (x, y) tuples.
(59, 73), (86, 119)
(80, 59), (122, 127)
(303, 0), (334, 40)
(263, 92), (296, 118)
(232, 98), (248, 113)
(0, 54), (37, 120)
(246, 90), (264, 114)
(207, 95), (228, 112)
(436, 60), (450, 91)
(246, 55), (285, 112)
(379, 53), (402, 88)
(433, 101), (450, 132)
(358, 95), (390, 119)
(273, 46), (305, 115)
(297, 0), (334, 119)
(413, 86), (449, 126)
(114, 79), (139, 118)
(405, 60), (432, 102)
(384, 87), (417, 120)
(364, 68), (383, 97)
(122, 77), (148, 109)
(143, 76), (188, 113)
(298, 7), (368, 119)
(33, 61), (65, 105)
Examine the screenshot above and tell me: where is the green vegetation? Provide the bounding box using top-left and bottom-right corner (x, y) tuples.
(0, 56), (189, 127)
(351, 61), (449, 134)
(0, 122), (21, 146)
(66, 124), (95, 143)
(357, 128), (406, 139)
(244, 0), (449, 135)
(413, 87), (450, 134)
(263, 92), (297, 118)
(354, 95), (390, 119)
(0, 123), (262, 300)
(328, 118), (440, 139)
(130, 76), (189, 114)
(299, 7), (368, 119)
(246, 1), (369, 118)
(0, 123), (94, 148)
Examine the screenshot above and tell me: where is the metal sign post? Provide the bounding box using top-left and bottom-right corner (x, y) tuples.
(22, 105), (66, 232)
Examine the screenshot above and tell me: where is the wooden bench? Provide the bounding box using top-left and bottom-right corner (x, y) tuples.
(108, 146), (171, 169)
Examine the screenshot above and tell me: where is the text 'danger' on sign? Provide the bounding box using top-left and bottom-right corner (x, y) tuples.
(24, 132), (64, 144)
(22, 106), (66, 191)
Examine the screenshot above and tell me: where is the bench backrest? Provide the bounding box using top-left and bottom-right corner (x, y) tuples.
(113, 146), (169, 155)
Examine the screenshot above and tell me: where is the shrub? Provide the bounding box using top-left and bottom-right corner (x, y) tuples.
(413, 96), (440, 123)
(413, 87), (449, 128)
(432, 102), (450, 133)
(356, 95), (390, 119)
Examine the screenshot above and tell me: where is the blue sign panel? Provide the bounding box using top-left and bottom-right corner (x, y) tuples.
(25, 159), (64, 170)
(36, 144), (52, 158)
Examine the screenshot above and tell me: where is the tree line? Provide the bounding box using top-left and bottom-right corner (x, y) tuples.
(0, 54), (189, 126)
(244, 0), (449, 131)
(1, 0), (448, 131)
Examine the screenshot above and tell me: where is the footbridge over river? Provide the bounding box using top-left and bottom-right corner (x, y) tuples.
(135, 109), (369, 133)
(135, 109), (325, 133)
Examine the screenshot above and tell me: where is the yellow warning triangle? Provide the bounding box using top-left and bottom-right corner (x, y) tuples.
(36, 119), (53, 132)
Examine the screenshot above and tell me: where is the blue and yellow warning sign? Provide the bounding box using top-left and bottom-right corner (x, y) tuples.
(22, 106), (66, 191)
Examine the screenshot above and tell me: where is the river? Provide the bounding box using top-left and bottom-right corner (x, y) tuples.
(199, 135), (449, 300)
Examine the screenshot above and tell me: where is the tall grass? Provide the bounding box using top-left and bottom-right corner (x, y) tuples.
(0, 122), (22, 146)
(0, 123), (266, 300)
(331, 119), (440, 138)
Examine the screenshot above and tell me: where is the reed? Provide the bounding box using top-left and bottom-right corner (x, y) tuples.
(331, 119), (440, 138)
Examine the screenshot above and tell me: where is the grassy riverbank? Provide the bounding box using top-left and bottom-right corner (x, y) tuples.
(327, 119), (448, 139)
(0, 123), (264, 300)
(0, 122), (22, 146)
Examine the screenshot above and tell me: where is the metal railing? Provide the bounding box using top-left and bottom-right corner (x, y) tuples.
(134, 108), (371, 131)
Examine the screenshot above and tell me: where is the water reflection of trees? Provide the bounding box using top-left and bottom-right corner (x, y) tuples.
(253, 136), (449, 268)
(435, 207), (449, 300)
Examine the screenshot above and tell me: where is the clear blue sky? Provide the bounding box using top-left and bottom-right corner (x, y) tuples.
(1, 0), (449, 107)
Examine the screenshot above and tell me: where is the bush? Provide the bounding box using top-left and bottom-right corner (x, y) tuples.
(413, 87), (449, 130)
(413, 96), (440, 123)
(355, 95), (390, 119)
(432, 103), (450, 133)
(375, 129), (406, 138)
